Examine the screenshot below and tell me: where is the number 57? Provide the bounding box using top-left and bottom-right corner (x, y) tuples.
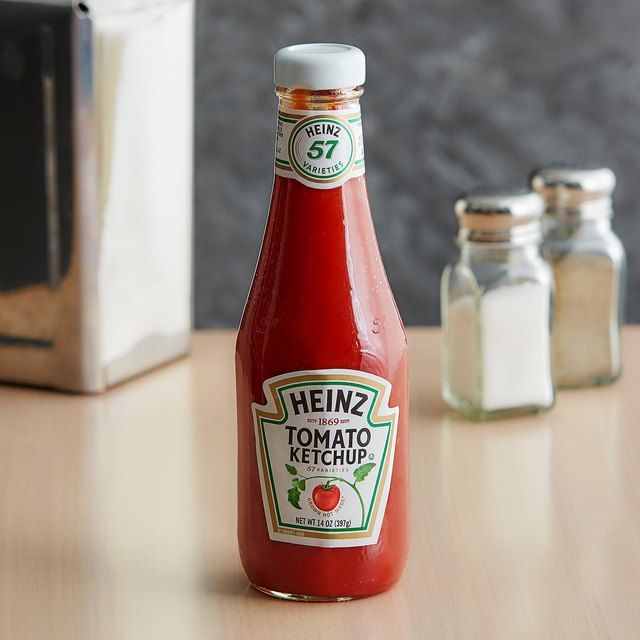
(307, 139), (339, 160)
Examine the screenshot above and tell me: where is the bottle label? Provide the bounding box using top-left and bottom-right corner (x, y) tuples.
(253, 369), (398, 548)
(275, 108), (365, 189)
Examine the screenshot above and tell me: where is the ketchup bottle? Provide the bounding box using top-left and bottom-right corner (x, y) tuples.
(235, 44), (409, 601)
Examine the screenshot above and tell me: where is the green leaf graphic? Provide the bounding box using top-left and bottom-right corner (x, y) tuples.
(287, 486), (302, 509)
(297, 479), (306, 491)
(285, 464), (298, 475)
(353, 462), (376, 483)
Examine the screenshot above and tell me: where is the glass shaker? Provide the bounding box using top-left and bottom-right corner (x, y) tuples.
(441, 188), (555, 420)
(531, 166), (626, 387)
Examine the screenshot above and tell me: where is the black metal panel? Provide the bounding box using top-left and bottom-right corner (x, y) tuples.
(0, 1), (74, 292)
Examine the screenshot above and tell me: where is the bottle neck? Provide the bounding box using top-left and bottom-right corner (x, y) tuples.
(275, 86), (363, 111)
(250, 88), (388, 349)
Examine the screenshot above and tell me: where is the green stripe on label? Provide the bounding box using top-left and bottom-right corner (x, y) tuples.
(277, 112), (301, 124)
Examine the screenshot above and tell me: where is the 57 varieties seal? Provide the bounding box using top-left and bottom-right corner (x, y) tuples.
(275, 108), (365, 189)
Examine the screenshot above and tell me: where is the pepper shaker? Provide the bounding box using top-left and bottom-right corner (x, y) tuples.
(531, 165), (626, 387)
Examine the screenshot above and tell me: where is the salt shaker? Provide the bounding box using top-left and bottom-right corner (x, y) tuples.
(0, 0), (194, 392)
(531, 166), (626, 387)
(441, 188), (555, 420)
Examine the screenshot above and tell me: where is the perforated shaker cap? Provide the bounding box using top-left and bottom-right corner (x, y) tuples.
(454, 187), (544, 244)
(530, 165), (616, 218)
(274, 43), (366, 90)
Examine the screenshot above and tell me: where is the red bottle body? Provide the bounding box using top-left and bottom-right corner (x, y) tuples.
(236, 164), (409, 598)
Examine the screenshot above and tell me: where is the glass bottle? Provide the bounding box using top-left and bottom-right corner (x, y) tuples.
(441, 188), (555, 420)
(531, 166), (626, 387)
(235, 44), (409, 601)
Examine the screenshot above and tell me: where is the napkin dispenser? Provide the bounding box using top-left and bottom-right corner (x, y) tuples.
(0, 0), (194, 392)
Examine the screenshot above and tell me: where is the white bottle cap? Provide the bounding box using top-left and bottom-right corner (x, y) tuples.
(274, 43), (366, 90)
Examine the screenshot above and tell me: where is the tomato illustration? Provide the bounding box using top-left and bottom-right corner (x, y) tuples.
(312, 484), (341, 512)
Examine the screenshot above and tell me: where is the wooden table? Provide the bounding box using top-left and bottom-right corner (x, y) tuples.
(1, 329), (639, 639)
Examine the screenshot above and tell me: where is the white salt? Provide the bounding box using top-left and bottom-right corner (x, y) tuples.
(447, 282), (553, 412)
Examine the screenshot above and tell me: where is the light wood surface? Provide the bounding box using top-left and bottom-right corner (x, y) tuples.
(1, 328), (639, 639)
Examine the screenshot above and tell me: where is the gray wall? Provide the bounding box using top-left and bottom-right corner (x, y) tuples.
(195, 0), (640, 328)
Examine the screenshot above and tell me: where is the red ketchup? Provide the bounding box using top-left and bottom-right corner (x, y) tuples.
(235, 44), (409, 601)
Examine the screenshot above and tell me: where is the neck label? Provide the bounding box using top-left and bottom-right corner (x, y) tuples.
(275, 108), (365, 189)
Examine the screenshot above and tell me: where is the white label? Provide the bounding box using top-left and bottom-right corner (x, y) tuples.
(253, 369), (398, 548)
(275, 108), (365, 189)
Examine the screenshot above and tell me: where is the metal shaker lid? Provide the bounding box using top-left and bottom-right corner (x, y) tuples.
(454, 187), (544, 244)
(530, 165), (615, 216)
